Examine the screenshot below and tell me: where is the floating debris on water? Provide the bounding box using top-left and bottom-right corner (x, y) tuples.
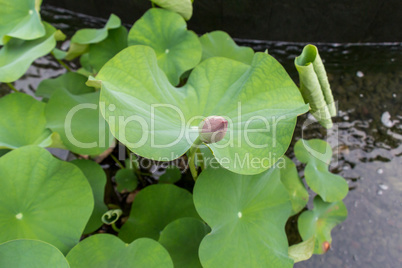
(356, 71), (364, 77)
(377, 168), (384, 174)
(378, 183), (389, 190)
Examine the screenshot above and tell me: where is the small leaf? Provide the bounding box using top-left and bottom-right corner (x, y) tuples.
(45, 90), (113, 155)
(294, 139), (348, 202)
(66, 234), (173, 268)
(0, 22), (57, 82)
(119, 184), (200, 242)
(101, 209), (123, 225)
(65, 14), (121, 60)
(298, 195), (347, 254)
(0, 0), (45, 42)
(0, 93), (52, 149)
(199, 31), (254, 64)
(0, 146), (94, 254)
(288, 236), (315, 263)
(0, 239), (69, 268)
(150, 0), (193, 20)
(295, 44), (336, 128)
(279, 156), (309, 215)
(159, 165), (182, 184)
(193, 166), (294, 267)
(128, 8), (201, 85)
(71, 159), (108, 234)
(36, 72), (95, 100)
(159, 218), (210, 268)
(115, 168), (138, 192)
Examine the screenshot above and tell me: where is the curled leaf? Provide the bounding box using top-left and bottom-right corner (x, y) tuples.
(102, 209), (123, 225)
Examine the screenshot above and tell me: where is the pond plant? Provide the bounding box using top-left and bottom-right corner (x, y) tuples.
(0, 0), (349, 267)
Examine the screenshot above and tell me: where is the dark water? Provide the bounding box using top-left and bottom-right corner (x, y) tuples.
(4, 5), (401, 267)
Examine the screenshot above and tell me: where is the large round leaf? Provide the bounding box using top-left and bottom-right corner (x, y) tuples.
(193, 166), (294, 268)
(119, 184), (200, 242)
(279, 156), (309, 215)
(66, 234), (173, 268)
(96, 45), (308, 174)
(0, 146), (94, 254)
(45, 90), (113, 155)
(151, 0), (193, 20)
(298, 195), (347, 254)
(0, 93), (52, 149)
(294, 139), (348, 202)
(71, 159), (108, 234)
(128, 8), (201, 85)
(199, 31), (254, 64)
(159, 218), (210, 268)
(36, 72), (95, 100)
(0, 239), (69, 268)
(0, 22), (57, 82)
(0, 0), (44, 43)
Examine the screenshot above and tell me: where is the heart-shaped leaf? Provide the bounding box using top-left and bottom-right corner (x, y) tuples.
(0, 93), (53, 149)
(45, 89), (113, 155)
(71, 159), (108, 234)
(295, 44), (336, 128)
(36, 72), (95, 100)
(0, 0), (45, 43)
(193, 166), (294, 268)
(294, 139), (348, 202)
(0, 22), (57, 82)
(127, 8), (201, 85)
(65, 14), (121, 60)
(151, 0), (193, 20)
(159, 218), (210, 268)
(119, 184), (200, 242)
(66, 234), (173, 268)
(115, 168), (138, 192)
(96, 45), (308, 174)
(159, 165), (182, 184)
(298, 195), (347, 254)
(199, 31), (254, 64)
(101, 209), (122, 225)
(0, 146), (94, 254)
(0, 239), (69, 268)
(279, 156), (309, 215)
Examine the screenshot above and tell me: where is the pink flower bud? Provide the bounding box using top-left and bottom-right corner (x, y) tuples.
(199, 116), (228, 144)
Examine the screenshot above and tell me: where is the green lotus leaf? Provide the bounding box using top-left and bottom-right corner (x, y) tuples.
(95, 45), (308, 174)
(119, 184), (200, 242)
(0, 239), (69, 268)
(159, 165), (182, 184)
(45, 89), (113, 155)
(115, 168), (138, 192)
(84, 26), (128, 73)
(101, 209), (122, 225)
(150, 0), (193, 20)
(199, 31), (254, 64)
(0, 93), (53, 149)
(295, 44), (336, 128)
(71, 159), (108, 234)
(193, 166), (294, 268)
(294, 139), (348, 202)
(66, 234), (173, 268)
(0, 146), (94, 254)
(288, 236), (315, 263)
(0, 22), (57, 83)
(36, 72), (95, 100)
(0, 0), (44, 43)
(298, 195), (347, 254)
(65, 14), (121, 60)
(279, 156), (309, 215)
(127, 8), (201, 85)
(159, 218), (210, 268)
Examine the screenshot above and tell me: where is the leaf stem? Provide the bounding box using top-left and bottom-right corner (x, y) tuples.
(51, 51), (72, 72)
(111, 223), (120, 232)
(6, 83), (18, 93)
(188, 137), (203, 181)
(110, 154), (125, 169)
